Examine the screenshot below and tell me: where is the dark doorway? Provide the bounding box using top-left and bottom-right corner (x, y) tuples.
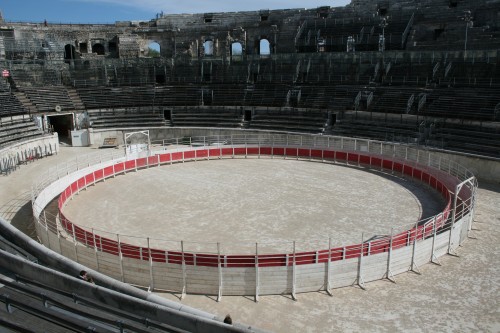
(47, 114), (73, 143)
(202, 90), (213, 106)
(330, 113), (337, 126)
(156, 74), (166, 84)
(163, 109), (172, 121)
(244, 110), (252, 121)
(64, 44), (77, 63)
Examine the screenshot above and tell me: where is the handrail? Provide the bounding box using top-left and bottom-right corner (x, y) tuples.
(402, 13), (415, 48)
(407, 94), (415, 114)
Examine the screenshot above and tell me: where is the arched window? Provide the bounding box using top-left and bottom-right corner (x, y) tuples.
(92, 43), (105, 55)
(148, 41), (161, 57)
(203, 40), (214, 56)
(231, 42), (243, 60)
(260, 39), (271, 56)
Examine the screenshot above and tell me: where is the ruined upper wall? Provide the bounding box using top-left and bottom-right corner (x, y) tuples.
(1, 0), (499, 61)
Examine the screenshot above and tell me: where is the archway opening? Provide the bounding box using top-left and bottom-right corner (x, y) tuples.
(260, 39), (271, 56)
(148, 41), (161, 57)
(92, 43), (105, 55)
(203, 40), (214, 56)
(231, 42), (243, 60)
(64, 44), (77, 63)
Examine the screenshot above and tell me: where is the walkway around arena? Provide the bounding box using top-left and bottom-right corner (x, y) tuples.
(0, 146), (499, 333)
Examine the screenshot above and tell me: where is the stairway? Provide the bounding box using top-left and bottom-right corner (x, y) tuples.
(66, 87), (86, 111)
(13, 92), (37, 114)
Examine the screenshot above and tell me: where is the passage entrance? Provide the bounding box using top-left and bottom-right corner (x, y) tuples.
(46, 113), (73, 143)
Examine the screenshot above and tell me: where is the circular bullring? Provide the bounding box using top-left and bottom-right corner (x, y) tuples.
(33, 135), (476, 297)
(61, 157), (443, 253)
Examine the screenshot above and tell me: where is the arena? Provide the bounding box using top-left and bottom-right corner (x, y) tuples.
(1, 0), (499, 332)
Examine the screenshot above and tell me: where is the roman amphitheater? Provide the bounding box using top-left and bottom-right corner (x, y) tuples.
(0, 0), (499, 332)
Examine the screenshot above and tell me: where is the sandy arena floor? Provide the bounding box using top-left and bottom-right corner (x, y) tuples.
(62, 157), (443, 253)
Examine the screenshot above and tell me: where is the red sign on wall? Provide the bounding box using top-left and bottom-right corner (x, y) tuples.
(1, 69), (10, 77)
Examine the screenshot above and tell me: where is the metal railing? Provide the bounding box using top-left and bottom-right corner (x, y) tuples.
(32, 134), (477, 298)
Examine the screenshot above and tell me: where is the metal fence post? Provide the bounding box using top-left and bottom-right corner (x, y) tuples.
(326, 237), (333, 296)
(431, 216), (441, 265)
(71, 223), (78, 262)
(386, 228), (395, 282)
(291, 241), (297, 301)
(448, 185), (459, 256)
(117, 234), (125, 282)
(410, 222), (421, 274)
(181, 241), (187, 299)
(43, 211), (50, 248)
(255, 242), (259, 302)
(217, 243), (222, 302)
(92, 229), (100, 271)
(357, 233), (366, 290)
(148, 237), (154, 292)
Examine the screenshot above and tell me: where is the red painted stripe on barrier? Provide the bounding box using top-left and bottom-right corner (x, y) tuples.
(273, 147), (285, 156)
(286, 147), (298, 156)
(369, 239), (390, 254)
(298, 148), (310, 158)
(403, 165), (413, 177)
(208, 148), (221, 157)
(234, 147), (246, 155)
(259, 254), (286, 267)
(121, 244), (141, 259)
(336, 151), (347, 161)
(94, 169), (104, 181)
(114, 162), (125, 173)
(382, 159), (392, 170)
(259, 147), (272, 155)
(323, 150), (335, 160)
(359, 155), (370, 165)
(196, 254), (220, 267)
(413, 168), (422, 180)
(311, 149), (322, 159)
(221, 147), (233, 156)
(159, 153), (171, 163)
(183, 151), (195, 160)
(226, 255), (255, 268)
(196, 149), (208, 159)
(84, 174), (94, 185)
(150, 249), (166, 262)
(347, 153), (359, 163)
(422, 172), (430, 184)
(344, 244), (362, 259)
(124, 160), (135, 170)
(100, 238), (119, 255)
(171, 152), (183, 161)
(371, 157), (382, 168)
(103, 166), (114, 177)
(136, 157), (148, 168)
(148, 156), (157, 165)
(393, 162), (404, 173)
(294, 252), (316, 265)
(247, 147), (259, 155)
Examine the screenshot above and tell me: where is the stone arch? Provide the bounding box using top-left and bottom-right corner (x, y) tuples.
(148, 41), (161, 57)
(64, 44), (77, 62)
(92, 43), (105, 55)
(259, 38), (271, 56)
(231, 41), (243, 60)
